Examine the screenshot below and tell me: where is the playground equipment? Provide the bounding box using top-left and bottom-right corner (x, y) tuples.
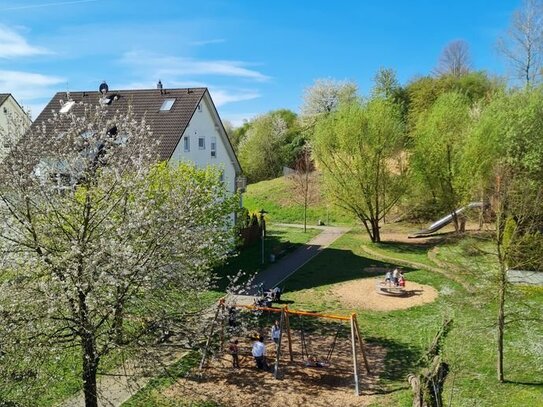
(375, 281), (406, 296)
(200, 299), (371, 396)
(410, 202), (483, 237)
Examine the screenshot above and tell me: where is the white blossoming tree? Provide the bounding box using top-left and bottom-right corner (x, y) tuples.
(0, 104), (238, 407)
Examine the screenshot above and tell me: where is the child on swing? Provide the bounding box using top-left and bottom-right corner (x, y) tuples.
(305, 354), (329, 368)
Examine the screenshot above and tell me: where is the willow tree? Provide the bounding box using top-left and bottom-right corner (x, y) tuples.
(0, 105), (238, 407)
(411, 92), (472, 230)
(313, 98), (407, 242)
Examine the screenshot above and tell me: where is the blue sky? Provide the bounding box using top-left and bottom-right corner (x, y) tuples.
(0, 0), (521, 125)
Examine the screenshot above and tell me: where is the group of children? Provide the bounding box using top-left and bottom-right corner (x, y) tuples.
(228, 320), (281, 371)
(384, 268), (406, 287)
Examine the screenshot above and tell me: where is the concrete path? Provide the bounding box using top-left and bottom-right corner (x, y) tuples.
(248, 224), (349, 293)
(57, 346), (186, 407)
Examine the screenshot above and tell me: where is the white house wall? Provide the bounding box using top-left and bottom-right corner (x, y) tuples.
(170, 98), (237, 193)
(0, 96), (31, 160)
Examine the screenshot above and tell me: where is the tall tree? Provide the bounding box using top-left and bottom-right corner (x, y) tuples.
(0, 106), (237, 407)
(412, 92), (472, 230)
(498, 0), (543, 87)
(434, 40), (472, 77)
(300, 78), (358, 117)
(313, 99), (407, 243)
(237, 109), (301, 183)
(288, 143), (318, 232)
(406, 72), (499, 132)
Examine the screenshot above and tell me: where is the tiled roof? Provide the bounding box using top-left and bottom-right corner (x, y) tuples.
(0, 94), (9, 106)
(32, 88), (207, 161)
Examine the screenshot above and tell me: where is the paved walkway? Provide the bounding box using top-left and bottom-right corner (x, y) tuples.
(248, 224), (350, 293)
(58, 346), (186, 407)
(58, 224), (348, 406)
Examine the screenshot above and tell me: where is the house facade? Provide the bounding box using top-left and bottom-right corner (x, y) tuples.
(0, 94), (32, 159)
(31, 83), (243, 194)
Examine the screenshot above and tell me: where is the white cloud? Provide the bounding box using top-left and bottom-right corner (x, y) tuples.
(121, 51), (270, 82)
(0, 70), (65, 100)
(210, 89), (260, 107)
(0, 25), (50, 58)
(221, 112), (258, 127)
(189, 38), (226, 46)
(0, 0), (100, 12)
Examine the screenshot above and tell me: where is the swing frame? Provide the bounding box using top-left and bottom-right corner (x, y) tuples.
(200, 300), (371, 396)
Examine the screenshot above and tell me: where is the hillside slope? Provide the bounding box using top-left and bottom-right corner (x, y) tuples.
(242, 175), (357, 225)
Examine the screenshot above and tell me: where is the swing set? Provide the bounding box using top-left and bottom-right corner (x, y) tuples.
(200, 299), (371, 396)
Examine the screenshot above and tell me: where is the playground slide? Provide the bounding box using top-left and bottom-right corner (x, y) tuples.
(410, 202), (483, 237)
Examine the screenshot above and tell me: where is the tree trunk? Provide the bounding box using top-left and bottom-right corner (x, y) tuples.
(82, 333), (99, 407)
(371, 219), (381, 243)
(303, 199), (307, 233)
(113, 287), (124, 345)
(497, 267), (506, 383)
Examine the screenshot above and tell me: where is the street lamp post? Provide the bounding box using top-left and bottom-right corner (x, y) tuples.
(259, 209), (268, 265)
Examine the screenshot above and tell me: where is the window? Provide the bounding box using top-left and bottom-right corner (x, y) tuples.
(183, 136), (190, 152)
(160, 98), (176, 111)
(198, 137), (205, 150)
(59, 100), (75, 114)
(210, 137), (216, 158)
(197, 103), (202, 112)
(219, 171), (224, 182)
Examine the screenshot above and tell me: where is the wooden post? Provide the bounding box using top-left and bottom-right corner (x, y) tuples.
(353, 315), (370, 374)
(199, 301), (224, 370)
(219, 309), (226, 353)
(274, 307), (286, 379)
(350, 314), (360, 396)
(284, 306), (294, 362)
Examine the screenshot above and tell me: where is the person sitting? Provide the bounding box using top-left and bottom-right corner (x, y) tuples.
(384, 271), (392, 285)
(392, 268), (400, 286)
(399, 271), (406, 287)
(305, 355), (328, 368)
(271, 286), (281, 301)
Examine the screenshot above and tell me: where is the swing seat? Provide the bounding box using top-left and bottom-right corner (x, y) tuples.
(376, 281), (407, 296)
(304, 360), (330, 368)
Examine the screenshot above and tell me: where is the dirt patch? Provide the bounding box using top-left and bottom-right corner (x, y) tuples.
(164, 332), (385, 407)
(331, 278), (438, 311)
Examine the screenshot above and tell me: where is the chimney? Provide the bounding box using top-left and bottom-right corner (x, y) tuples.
(99, 81), (109, 94)
(157, 80), (163, 94)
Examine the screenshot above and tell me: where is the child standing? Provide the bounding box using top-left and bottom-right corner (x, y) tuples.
(229, 339), (240, 368)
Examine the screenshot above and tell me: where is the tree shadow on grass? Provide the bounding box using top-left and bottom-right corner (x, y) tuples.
(367, 336), (422, 383)
(504, 379), (543, 387)
(214, 236), (306, 291)
(283, 247), (416, 293)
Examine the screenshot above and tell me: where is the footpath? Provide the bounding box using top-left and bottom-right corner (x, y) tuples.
(58, 224), (348, 406)
(249, 224), (349, 293)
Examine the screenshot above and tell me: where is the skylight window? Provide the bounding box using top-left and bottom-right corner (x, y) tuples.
(160, 98), (176, 111)
(59, 100), (75, 114)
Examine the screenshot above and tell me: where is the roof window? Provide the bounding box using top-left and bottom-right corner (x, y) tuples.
(160, 98), (176, 111)
(59, 100), (75, 114)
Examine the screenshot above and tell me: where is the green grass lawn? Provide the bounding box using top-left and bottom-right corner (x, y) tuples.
(279, 229), (543, 407)
(243, 176), (357, 225)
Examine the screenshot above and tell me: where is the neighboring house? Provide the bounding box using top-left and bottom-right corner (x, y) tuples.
(0, 93), (32, 159)
(31, 82), (244, 194)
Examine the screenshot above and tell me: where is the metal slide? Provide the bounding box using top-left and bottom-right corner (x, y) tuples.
(410, 202), (483, 237)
